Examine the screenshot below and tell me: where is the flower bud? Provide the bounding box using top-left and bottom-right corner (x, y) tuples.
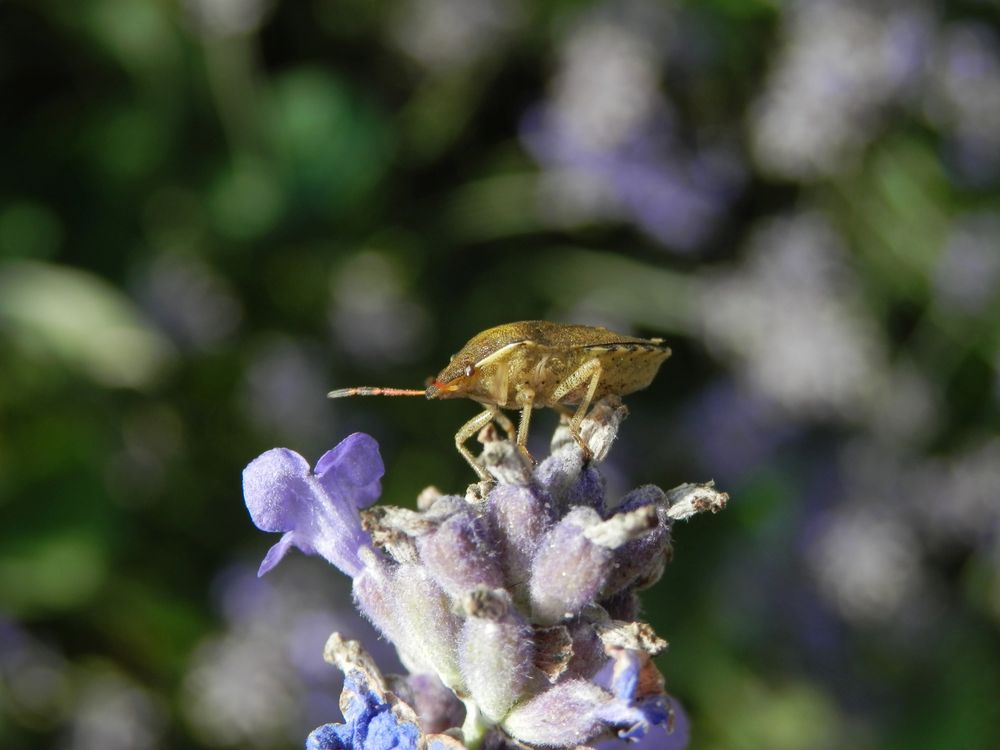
(501, 679), (611, 747)
(418, 510), (504, 598)
(565, 465), (606, 513)
(391, 564), (464, 690)
(534, 450), (585, 512)
(603, 485), (671, 596)
(486, 484), (554, 596)
(459, 588), (534, 723)
(352, 551), (417, 664)
(529, 507), (612, 625)
(387, 673), (465, 735)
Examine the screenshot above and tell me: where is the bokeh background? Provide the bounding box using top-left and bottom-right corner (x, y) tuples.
(2, 0), (999, 748)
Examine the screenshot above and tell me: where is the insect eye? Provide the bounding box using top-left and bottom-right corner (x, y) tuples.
(463, 364), (476, 378)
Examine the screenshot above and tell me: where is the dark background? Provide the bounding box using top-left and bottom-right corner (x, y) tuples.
(1, 1), (999, 748)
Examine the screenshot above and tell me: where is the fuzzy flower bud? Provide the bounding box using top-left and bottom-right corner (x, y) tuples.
(390, 564), (463, 690)
(486, 484), (554, 597)
(501, 679), (615, 747)
(603, 485), (672, 596)
(418, 510), (505, 598)
(459, 587), (534, 723)
(530, 507), (612, 624)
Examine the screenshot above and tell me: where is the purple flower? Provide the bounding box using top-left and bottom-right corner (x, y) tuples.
(307, 634), (464, 750)
(243, 401), (727, 749)
(306, 672), (421, 750)
(242, 433), (384, 578)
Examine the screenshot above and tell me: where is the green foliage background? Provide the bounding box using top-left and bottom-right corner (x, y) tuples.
(1, 1), (999, 748)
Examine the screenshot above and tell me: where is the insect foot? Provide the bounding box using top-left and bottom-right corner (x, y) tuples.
(244, 409), (726, 749)
(553, 395), (629, 463)
(473, 423), (534, 489)
(471, 395), (628, 492)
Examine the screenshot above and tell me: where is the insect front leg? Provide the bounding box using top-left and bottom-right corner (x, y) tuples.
(455, 407), (499, 481)
(516, 388), (536, 465)
(551, 358), (603, 455)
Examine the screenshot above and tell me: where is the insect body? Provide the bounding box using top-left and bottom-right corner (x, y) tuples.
(329, 321), (671, 481)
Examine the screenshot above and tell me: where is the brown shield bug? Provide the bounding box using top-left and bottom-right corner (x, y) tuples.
(328, 320), (671, 480)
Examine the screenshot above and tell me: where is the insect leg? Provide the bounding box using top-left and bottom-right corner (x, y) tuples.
(551, 358), (603, 453)
(516, 390), (537, 465)
(455, 407), (498, 481)
(516, 400), (533, 449)
(492, 410), (517, 442)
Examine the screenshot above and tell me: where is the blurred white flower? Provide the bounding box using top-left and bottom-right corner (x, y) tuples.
(0, 622), (71, 728)
(522, 1), (738, 251)
(700, 211), (886, 419)
(329, 251), (430, 367)
(67, 668), (165, 750)
(810, 506), (923, 625)
(751, 0), (932, 179)
(183, 630), (302, 748)
(240, 335), (331, 446)
(134, 253), (243, 352)
(911, 439), (1000, 548)
(933, 212), (1000, 315)
(810, 435), (1000, 628)
(551, 18), (665, 152)
(534, 167), (622, 227)
(925, 22), (1000, 180)
(182, 560), (398, 747)
(184, 0), (274, 38)
(388, 0), (522, 71)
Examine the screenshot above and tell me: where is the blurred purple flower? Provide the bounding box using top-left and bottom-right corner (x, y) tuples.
(521, 105), (738, 251)
(751, 1), (933, 180)
(241, 336), (332, 447)
(133, 253), (242, 352)
(682, 380), (798, 483)
(929, 22), (1000, 183)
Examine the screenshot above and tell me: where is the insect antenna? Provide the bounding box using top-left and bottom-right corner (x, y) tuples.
(327, 386), (426, 399)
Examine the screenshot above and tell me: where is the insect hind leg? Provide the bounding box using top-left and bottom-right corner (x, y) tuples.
(493, 410), (517, 442)
(551, 358), (603, 456)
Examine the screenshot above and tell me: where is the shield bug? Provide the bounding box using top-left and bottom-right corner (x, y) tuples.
(328, 321), (671, 481)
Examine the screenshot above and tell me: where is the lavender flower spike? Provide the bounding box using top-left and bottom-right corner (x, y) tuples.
(242, 433), (383, 577)
(244, 397), (728, 750)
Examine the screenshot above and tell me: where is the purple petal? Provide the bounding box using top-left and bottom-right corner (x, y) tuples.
(243, 448), (312, 532)
(596, 650), (672, 741)
(596, 704), (689, 750)
(306, 722), (351, 750)
(308, 673), (421, 750)
(315, 433), (384, 509)
(595, 694), (671, 741)
(257, 531), (302, 577)
(242, 435), (384, 577)
(611, 650), (641, 700)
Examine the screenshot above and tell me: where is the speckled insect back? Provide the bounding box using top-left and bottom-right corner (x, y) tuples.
(329, 321), (672, 480)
